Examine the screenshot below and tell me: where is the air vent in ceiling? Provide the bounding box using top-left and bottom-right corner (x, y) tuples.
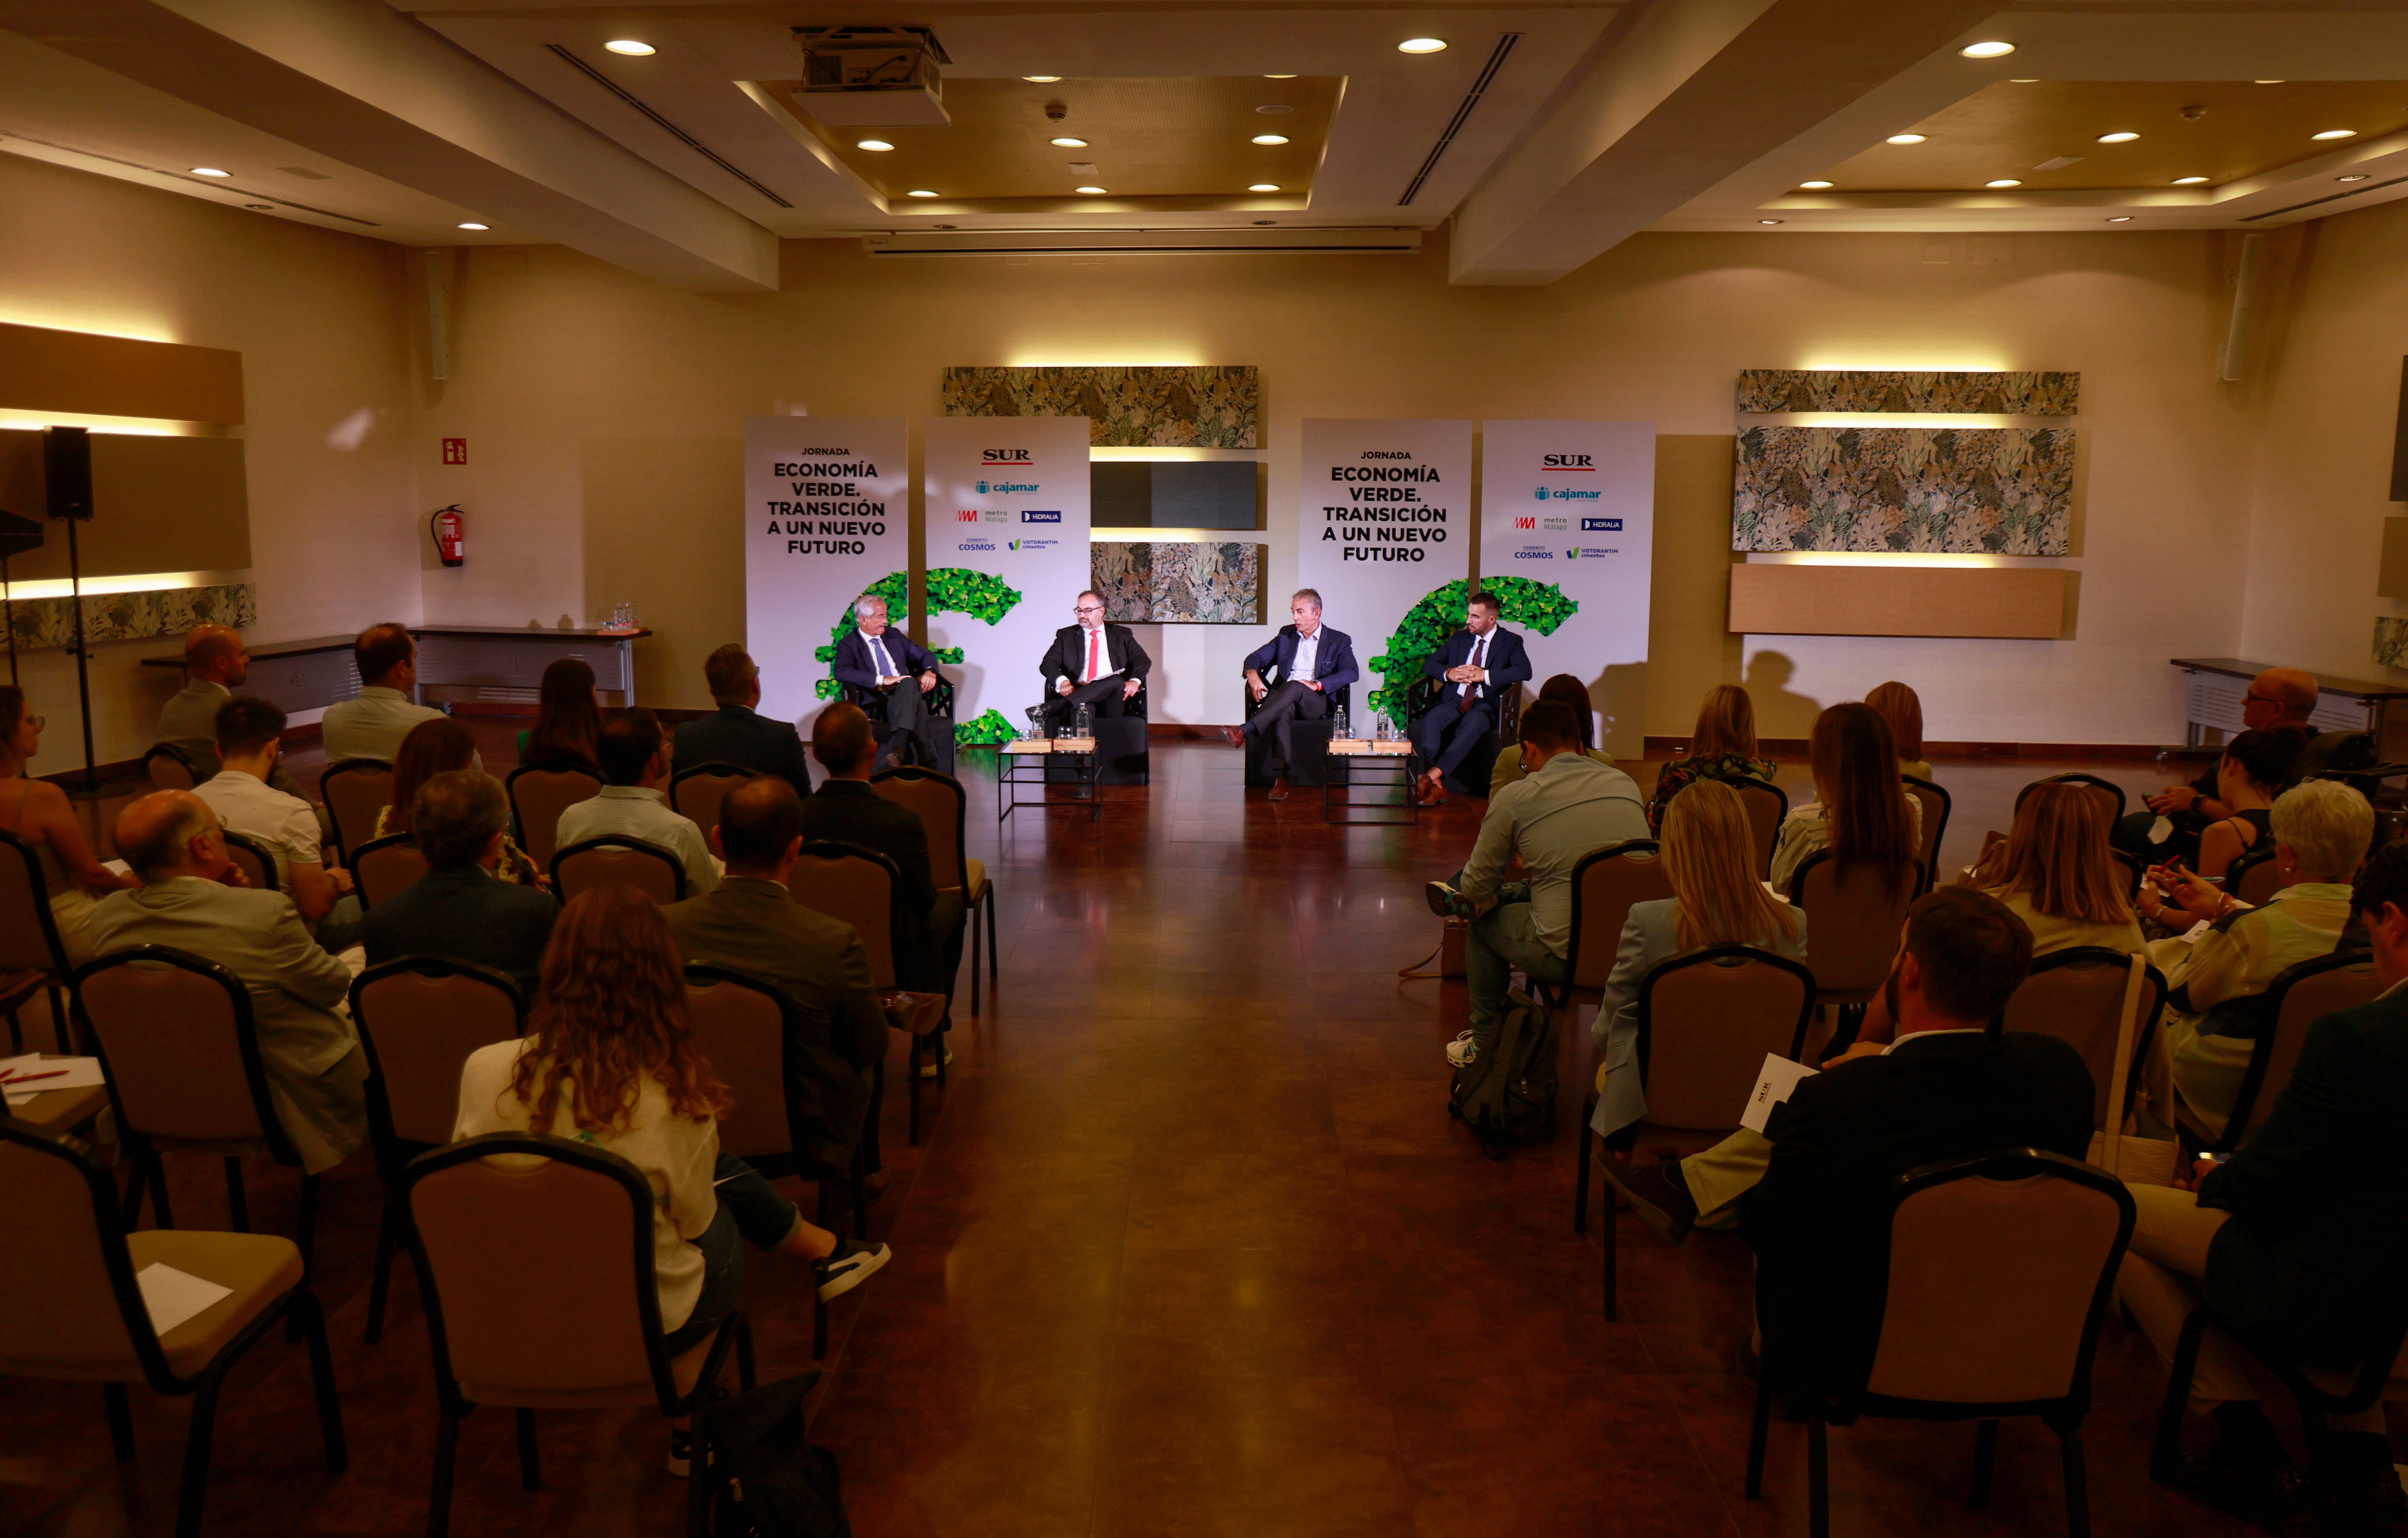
(547, 44), (792, 208)
(1398, 34), (1519, 206)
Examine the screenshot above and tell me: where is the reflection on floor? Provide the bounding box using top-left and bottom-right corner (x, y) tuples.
(5, 735), (2276, 1537)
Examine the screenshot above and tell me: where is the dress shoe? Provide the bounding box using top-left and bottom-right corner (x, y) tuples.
(1596, 1154), (1698, 1245)
(1220, 725), (1246, 749)
(1268, 775), (1289, 802)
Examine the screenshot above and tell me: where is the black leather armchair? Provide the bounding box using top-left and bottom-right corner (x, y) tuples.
(843, 672), (957, 776)
(1238, 672), (1350, 789)
(1405, 673), (1522, 798)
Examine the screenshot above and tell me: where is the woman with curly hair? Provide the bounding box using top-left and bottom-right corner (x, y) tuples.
(453, 886), (889, 1473)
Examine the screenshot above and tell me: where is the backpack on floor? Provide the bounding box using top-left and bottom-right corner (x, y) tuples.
(1448, 988), (1558, 1159)
(706, 1371), (850, 1538)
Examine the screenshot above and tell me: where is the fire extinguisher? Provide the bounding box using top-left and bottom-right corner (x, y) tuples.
(430, 505), (465, 568)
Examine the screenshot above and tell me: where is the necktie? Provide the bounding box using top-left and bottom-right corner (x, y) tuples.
(1460, 636), (1487, 715)
(870, 635), (894, 680)
(1085, 628), (1101, 684)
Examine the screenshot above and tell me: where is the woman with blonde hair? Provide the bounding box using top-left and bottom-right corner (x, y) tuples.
(453, 887), (890, 1473)
(1866, 680), (1931, 781)
(1768, 702), (1922, 896)
(1972, 781), (2146, 955)
(1590, 779), (1808, 1141)
(1646, 683), (1780, 832)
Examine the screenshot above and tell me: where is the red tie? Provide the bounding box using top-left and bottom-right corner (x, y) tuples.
(1085, 628), (1100, 684)
(1460, 635), (1487, 715)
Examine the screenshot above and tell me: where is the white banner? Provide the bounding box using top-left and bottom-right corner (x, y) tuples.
(1479, 420), (1657, 756)
(923, 416), (1093, 737)
(743, 416), (909, 737)
(1297, 418), (1474, 729)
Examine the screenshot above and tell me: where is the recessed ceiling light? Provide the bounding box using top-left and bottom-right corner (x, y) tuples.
(1248, 183), (1281, 192)
(2255, 79), (2286, 84)
(1264, 73), (1298, 79)
(857, 139), (895, 151)
(190, 167), (230, 177)
(1886, 134), (1927, 145)
(2096, 131), (2139, 143)
(1075, 185), (1107, 194)
(1959, 41), (2015, 58)
(604, 39), (655, 56)
(1023, 75), (1061, 82)
(2312, 129), (2357, 141)
(1985, 178), (2022, 188)
(2171, 175), (2210, 185)
(458, 222), (490, 230)
(1049, 136), (1088, 147)
(1251, 134), (1289, 145)
(2339, 173), (2372, 182)
(2106, 216), (2132, 222)
(1798, 180), (1835, 189)
(1759, 218), (1784, 225)
(2009, 78), (2039, 84)
(906, 190), (938, 198)
(1255, 105), (1293, 114)
(1397, 38), (1447, 53)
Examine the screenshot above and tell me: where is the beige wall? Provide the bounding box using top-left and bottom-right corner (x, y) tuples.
(0, 155), (417, 766)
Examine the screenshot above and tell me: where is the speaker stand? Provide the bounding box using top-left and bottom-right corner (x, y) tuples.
(65, 515), (97, 794)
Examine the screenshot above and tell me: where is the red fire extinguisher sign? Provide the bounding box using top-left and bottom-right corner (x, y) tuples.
(431, 505), (465, 568)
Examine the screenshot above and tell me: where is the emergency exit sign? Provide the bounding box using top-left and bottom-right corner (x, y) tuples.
(441, 438), (466, 464)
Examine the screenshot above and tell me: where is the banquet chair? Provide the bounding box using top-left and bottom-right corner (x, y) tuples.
(668, 762), (756, 844)
(222, 831), (279, 896)
(2223, 843), (2284, 909)
(143, 744), (203, 792)
(319, 758), (394, 866)
(1901, 775), (1951, 894)
(0, 827), (77, 1057)
(1787, 852), (1920, 1058)
(2017, 772), (2127, 825)
(1548, 839), (1672, 1017)
(871, 765), (994, 1015)
(2001, 948), (2168, 1135)
(349, 833), (431, 909)
(550, 836), (685, 906)
(2175, 950), (2382, 1153)
(505, 764), (602, 870)
(791, 839), (947, 1142)
(1714, 776), (1788, 882)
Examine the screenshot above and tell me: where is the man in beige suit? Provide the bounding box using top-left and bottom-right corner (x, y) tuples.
(87, 791), (368, 1174)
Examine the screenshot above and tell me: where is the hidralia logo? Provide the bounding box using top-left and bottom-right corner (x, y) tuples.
(976, 480), (1040, 494)
(955, 510), (980, 523)
(1580, 518), (1625, 532)
(1514, 517), (1536, 530)
(1536, 486), (1602, 501)
(1021, 510), (1062, 523)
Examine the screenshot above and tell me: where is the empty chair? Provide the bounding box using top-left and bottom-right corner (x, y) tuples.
(550, 835), (685, 905)
(349, 833), (430, 909)
(506, 764), (602, 870)
(1901, 775), (1951, 894)
(668, 762), (756, 845)
(0, 827), (77, 1056)
(791, 839), (946, 1142)
(350, 957), (527, 1344)
(74, 946), (325, 1260)
(1578, 945), (1816, 1318)
(0, 1120), (348, 1538)
(2017, 772), (2127, 825)
(1555, 839), (1674, 1008)
(318, 758), (393, 866)
(2176, 950), (2384, 1153)
(221, 831), (279, 896)
(1788, 851), (1920, 1053)
(1746, 1149), (2135, 1538)
(2003, 948), (2168, 1137)
(402, 1133), (755, 1538)
(872, 766), (997, 1016)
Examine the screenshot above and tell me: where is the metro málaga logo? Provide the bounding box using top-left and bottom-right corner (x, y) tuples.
(955, 510), (980, 522)
(1514, 517), (1536, 530)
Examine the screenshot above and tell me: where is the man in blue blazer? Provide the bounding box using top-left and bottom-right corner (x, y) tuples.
(1220, 589), (1359, 800)
(830, 594), (944, 768)
(1414, 591), (1532, 804)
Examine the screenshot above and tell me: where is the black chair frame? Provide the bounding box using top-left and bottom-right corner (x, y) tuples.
(72, 945), (321, 1261)
(401, 1133), (757, 1538)
(2206, 949), (2375, 1153)
(2017, 772), (2129, 824)
(1902, 774), (1952, 894)
(1403, 672), (1521, 797)
(0, 826), (76, 1056)
(352, 956), (529, 1346)
(1546, 837), (1661, 1013)
(844, 672), (959, 771)
(1577, 945), (1817, 1321)
(346, 831), (425, 911)
(319, 757), (394, 866)
(795, 837), (949, 1144)
(668, 760), (758, 818)
(548, 835), (688, 903)
(1745, 1148), (2136, 1538)
(221, 830), (281, 897)
(869, 764), (997, 1019)
(0, 1120), (347, 1538)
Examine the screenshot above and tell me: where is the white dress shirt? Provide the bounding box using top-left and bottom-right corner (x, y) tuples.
(1290, 628), (1320, 684)
(554, 786), (720, 896)
(1078, 624), (1106, 684)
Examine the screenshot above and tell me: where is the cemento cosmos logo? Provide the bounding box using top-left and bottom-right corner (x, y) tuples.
(956, 537), (998, 552)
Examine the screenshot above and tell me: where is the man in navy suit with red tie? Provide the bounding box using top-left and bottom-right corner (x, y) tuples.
(1415, 591), (1532, 805)
(1220, 588), (1359, 801)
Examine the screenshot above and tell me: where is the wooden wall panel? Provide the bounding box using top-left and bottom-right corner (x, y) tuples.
(1729, 563), (2069, 640)
(0, 323), (244, 425)
(0, 431), (249, 579)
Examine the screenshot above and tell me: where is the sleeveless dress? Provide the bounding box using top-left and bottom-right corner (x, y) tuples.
(2, 780), (97, 966)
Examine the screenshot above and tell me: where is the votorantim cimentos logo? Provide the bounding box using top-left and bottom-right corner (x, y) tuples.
(1318, 450), (1448, 564)
(764, 454), (885, 555)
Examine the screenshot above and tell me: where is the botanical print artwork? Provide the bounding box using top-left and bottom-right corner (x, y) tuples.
(2375, 617), (2408, 671)
(942, 367), (1260, 447)
(5, 582), (255, 652)
(1092, 541), (1261, 623)
(1733, 426), (2075, 555)
(1737, 370), (2081, 416)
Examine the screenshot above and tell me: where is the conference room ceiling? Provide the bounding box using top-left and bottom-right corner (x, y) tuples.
(1, 0), (2407, 292)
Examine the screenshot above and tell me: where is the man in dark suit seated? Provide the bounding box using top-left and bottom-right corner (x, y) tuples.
(1219, 587), (1359, 801)
(360, 769), (557, 997)
(800, 705), (963, 1036)
(831, 593), (944, 770)
(1598, 887), (2093, 1397)
(1037, 590), (1150, 735)
(663, 776), (893, 1193)
(672, 644), (811, 795)
(1413, 590), (1533, 805)
(2118, 839), (2408, 1527)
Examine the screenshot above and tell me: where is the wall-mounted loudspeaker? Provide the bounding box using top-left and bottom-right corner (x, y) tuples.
(42, 426), (92, 521)
(2216, 233), (2268, 383)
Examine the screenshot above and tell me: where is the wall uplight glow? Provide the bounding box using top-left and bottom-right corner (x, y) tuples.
(0, 569), (246, 600)
(1748, 551), (2017, 570)
(1792, 356), (2013, 374)
(1758, 413), (2023, 429)
(0, 313), (177, 346)
(0, 409), (209, 437)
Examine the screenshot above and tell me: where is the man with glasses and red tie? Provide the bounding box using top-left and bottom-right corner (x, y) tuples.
(1039, 591), (1151, 735)
(1414, 591), (1532, 806)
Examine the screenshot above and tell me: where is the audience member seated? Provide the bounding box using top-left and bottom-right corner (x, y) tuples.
(663, 776), (892, 1190)
(831, 594), (944, 770)
(0, 687), (132, 965)
(2188, 726), (2316, 885)
(1970, 780), (2148, 955)
(555, 709), (720, 896)
(2145, 778), (2373, 1136)
(1766, 701), (1923, 896)
(674, 644), (813, 795)
(194, 696), (362, 951)
(1645, 684), (1779, 833)
(374, 717), (539, 884)
(322, 623), (465, 766)
(2116, 667), (2318, 863)
(91, 791), (368, 1173)
(1865, 680), (1931, 780)
(1598, 888), (2092, 1397)
(453, 886), (890, 1474)
(1590, 778), (1807, 1143)
(2115, 840), (2408, 1528)
(515, 656), (604, 772)
(801, 704), (962, 1004)
(361, 770), (557, 996)
(1490, 674), (1613, 791)
(1428, 701), (1648, 1069)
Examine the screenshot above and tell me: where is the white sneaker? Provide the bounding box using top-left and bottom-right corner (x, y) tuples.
(919, 1040), (954, 1080)
(1445, 1030), (1479, 1068)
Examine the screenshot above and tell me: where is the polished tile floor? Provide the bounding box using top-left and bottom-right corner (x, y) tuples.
(2, 735), (2290, 1536)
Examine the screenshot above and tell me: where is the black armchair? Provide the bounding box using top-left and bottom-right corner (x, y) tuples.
(843, 671), (958, 776)
(1237, 671), (1350, 789)
(1405, 674), (1523, 798)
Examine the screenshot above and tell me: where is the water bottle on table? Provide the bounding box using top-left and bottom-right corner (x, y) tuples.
(1074, 701), (1093, 742)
